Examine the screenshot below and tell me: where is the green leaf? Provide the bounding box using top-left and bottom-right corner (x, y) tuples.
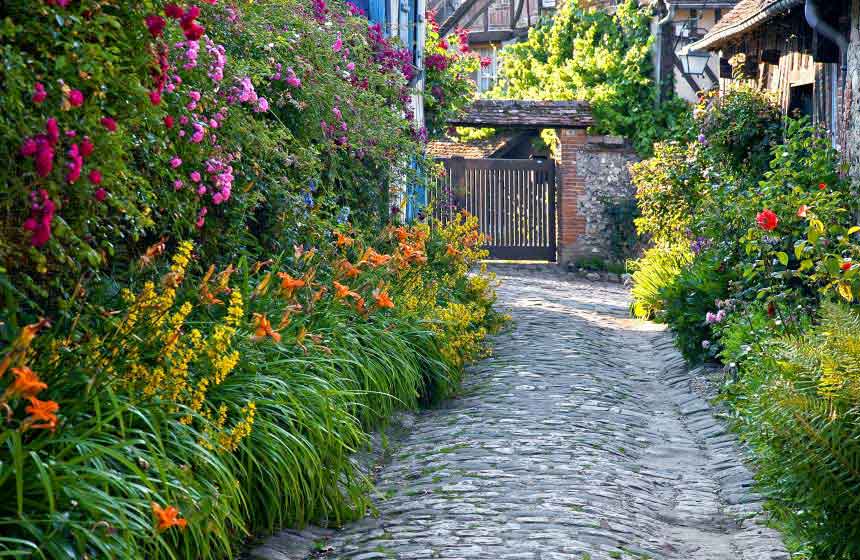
(776, 252), (789, 266)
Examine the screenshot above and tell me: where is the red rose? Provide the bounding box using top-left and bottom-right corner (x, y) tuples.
(94, 188), (107, 202)
(842, 261), (852, 271)
(164, 115), (175, 129)
(182, 21), (205, 40)
(819, 182), (827, 190)
(88, 169), (102, 185)
(149, 90), (162, 105)
(756, 209), (779, 231)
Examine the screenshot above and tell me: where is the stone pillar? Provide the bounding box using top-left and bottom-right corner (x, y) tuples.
(556, 128), (588, 267)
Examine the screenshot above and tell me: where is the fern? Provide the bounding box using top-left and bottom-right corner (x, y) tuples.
(737, 301), (860, 558)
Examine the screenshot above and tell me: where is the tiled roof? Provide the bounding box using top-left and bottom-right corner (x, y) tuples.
(427, 132), (518, 159)
(687, 0), (802, 50)
(447, 100), (594, 129)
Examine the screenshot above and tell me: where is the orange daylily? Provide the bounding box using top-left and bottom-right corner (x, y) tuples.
(22, 396), (59, 432)
(252, 313), (282, 343)
(399, 243), (427, 265)
(0, 319), (50, 378)
(360, 248), (392, 268)
(252, 272), (273, 299)
(137, 237), (167, 268)
(338, 259), (361, 279)
(312, 287), (327, 303)
(335, 231), (354, 248)
(392, 227), (410, 242)
(333, 281), (361, 300)
(277, 304), (304, 329)
(373, 289), (395, 309)
(151, 502), (188, 532)
(6, 367), (47, 399)
(446, 244), (461, 257)
(354, 296), (368, 316)
(252, 259), (274, 274)
(277, 272), (306, 297)
(199, 265), (224, 305)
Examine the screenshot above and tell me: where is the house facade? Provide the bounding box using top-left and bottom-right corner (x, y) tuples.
(685, 0), (851, 149)
(429, 0), (554, 92)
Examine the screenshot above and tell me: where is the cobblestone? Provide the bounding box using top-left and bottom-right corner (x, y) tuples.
(253, 272), (788, 560)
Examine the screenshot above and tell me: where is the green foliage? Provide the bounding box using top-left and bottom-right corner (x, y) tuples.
(695, 86), (783, 173)
(0, 0), (423, 334)
(603, 197), (640, 261)
(491, 0), (689, 155)
(656, 250), (735, 362)
(722, 302), (860, 558)
(631, 141), (704, 245)
(628, 243), (692, 319)
(633, 77), (860, 558)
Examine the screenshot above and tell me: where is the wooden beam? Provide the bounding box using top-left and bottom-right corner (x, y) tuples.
(439, 0), (481, 35)
(512, 0), (525, 29)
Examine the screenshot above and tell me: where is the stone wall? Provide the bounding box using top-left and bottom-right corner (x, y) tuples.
(847, 0), (860, 181)
(557, 130), (638, 266)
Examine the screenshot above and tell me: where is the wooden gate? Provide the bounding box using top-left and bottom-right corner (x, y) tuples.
(431, 157), (557, 261)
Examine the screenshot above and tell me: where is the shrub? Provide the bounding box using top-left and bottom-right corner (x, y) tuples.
(694, 85), (782, 173)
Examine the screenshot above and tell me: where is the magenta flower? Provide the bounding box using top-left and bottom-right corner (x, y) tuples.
(255, 97), (269, 112)
(88, 169), (102, 184)
(170, 156), (183, 168)
(173, 179), (184, 190)
(32, 83), (47, 104)
(145, 14), (166, 37)
(20, 138), (38, 157)
(332, 34), (343, 53)
(149, 90), (162, 105)
(35, 143), (55, 177)
(190, 171), (202, 183)
(65, 144), (83, 183)
(68, 89), (84, 107)
(23, 190), (56, 247)
(94, 188), (107, 202)
(100, 117), (117, 132)
(80, 137), (94, 157)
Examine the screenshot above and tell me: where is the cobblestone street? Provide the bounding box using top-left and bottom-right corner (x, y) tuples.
(256, 271), (789, 560)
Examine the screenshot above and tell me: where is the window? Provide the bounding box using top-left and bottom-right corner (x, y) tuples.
(475, 47), (499, 93)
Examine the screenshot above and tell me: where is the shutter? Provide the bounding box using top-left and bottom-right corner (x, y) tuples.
(369, 0), (386, 25)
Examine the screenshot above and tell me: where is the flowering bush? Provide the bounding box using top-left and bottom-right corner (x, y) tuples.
(0, 1), (500, 558)
(1, 0), (424, 334)
(422, 12), (480, 139)
(631, 81), (860, 555)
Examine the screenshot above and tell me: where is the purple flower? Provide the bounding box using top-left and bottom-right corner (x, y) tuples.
(170, 156), (182, 168)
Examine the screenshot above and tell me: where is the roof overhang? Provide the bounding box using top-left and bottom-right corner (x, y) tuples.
(447, 100), (594, 129)
(685, 0), (802, 52)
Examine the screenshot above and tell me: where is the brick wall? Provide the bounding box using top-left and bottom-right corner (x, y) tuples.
(557, 129), (588, 266)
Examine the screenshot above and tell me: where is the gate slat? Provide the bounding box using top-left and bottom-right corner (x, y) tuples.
(431, 157), (556, 262)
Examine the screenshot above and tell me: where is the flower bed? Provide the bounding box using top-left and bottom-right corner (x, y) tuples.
(0, 1), (501, 557)
(630, 85), (860, 558)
